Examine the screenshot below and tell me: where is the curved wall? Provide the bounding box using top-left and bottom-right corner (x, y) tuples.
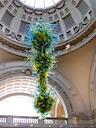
(0, 0), (95, 57)
(56, 36), (96, 115)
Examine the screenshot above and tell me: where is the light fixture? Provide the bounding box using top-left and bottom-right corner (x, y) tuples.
(65, 44), (70, 50)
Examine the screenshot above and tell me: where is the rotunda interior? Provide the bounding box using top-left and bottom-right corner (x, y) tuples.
(0, 0), (96, 127)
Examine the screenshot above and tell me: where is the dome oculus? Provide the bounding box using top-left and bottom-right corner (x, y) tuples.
(20, 0), (61, 9)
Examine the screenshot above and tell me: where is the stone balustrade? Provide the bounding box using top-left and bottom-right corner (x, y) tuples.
(0, 115), (68, 128)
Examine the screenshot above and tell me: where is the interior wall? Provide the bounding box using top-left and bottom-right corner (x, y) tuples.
(0, 37), (96, 116)
(56, 37), (96, 115)
(0, 49), (23, 62)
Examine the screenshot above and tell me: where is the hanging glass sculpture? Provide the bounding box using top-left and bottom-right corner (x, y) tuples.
(26, 20), (57, 118)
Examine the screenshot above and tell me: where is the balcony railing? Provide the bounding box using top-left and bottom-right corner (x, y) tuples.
(0, 115), (68, 128)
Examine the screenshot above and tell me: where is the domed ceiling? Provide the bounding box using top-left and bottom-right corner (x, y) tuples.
(20, 0), (61, 9)
(0, 0), (95, 57)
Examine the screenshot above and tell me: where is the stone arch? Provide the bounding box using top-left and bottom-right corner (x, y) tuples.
(49, 70), (87, 116)
(0, 74), (37, 100)
(0, 61), (86, 117)
(89, 51), (96, 111)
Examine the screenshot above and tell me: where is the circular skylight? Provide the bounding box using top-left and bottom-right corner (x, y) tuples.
(20, 0), (61, 9)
